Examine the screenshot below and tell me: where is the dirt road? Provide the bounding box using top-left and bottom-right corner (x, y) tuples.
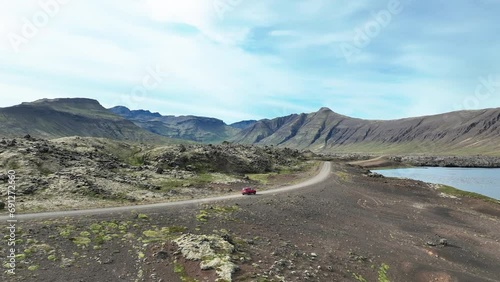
(3, 161), (500, 282)
(0, 162), (331, 221)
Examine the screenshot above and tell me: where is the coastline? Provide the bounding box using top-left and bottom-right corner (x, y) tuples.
(339, 154), (500, 169)
(368, 167), (500, 204)
(342, 155), (500, 203)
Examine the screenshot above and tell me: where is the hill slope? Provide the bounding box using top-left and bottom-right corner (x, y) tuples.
(0, 98), (172, 143)
(229, 120), (258, 130)
(231, 107), (500, 155)
(109, 106), (240, 143)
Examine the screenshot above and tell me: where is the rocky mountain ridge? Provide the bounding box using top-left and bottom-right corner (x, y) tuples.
(231, 107), (500, 155)
(0, 98), (173, 143)
(109, 106), (240, 143)
(1, 98), (499, 156)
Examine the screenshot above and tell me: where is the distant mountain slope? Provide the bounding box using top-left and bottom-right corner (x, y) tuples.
(231, 107), (500, 155)
(3, 98), (499, 155)
(230, 120), (258, 130)
(109, 106), (240, 143)
(0, 98), (172, 143)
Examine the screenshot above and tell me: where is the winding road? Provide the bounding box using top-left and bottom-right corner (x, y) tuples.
(0, 162), (331, 220)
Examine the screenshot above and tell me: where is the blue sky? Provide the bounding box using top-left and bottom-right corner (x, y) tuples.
(0, 0), (499, 123)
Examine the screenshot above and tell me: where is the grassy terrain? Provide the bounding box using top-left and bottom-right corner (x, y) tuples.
(245, 173), (276, 184)
(436, 184), (500, 204)
(245, 161), (319, 185)
(2, 204), (243, 280)
(156, 174), (214, 190)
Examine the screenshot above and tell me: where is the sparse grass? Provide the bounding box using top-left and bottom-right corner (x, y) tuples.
(279, 161), (316, 173)
(173, 262), (198, 282)
(196, 210), (209, 222)
(127, 154), (145, 166)
(246, 173), (276, 184)
(378, 263), (390, 282)
(27, 239), (37, 244)
(94, 234), (113, 245)
(437, 184), (500, 204)
(33, 244), (53, 253)
(158, 173), (214, 190)
(159, 179), (187, 190)
(174, 262), (184, 273)
(90, 223), (103, 233)
(196, 205), (240, 223)
(5, 159), (20, 170)
(352, 273), (368, 282)
(80, 231), (91, 237)
(24, 248), (34, 255)
(335, 171), (351, 182)
(196, 173), (214, 184)
(141, 226), (187, 243)
(211, 205), (240, 213)
(247, 161), (320, 185)
(28, 265), (40, 271)
(102, 221), (119, 230)
(125, 146), (146, 166)
(15, 254), (26, 261)
(72, 236), (91, 247)
(350, 263), (390, 282)
(168, 226), (188, 233)
(59, 220), (126, 248)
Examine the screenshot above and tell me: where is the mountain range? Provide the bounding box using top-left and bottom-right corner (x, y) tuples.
(1, 98), (499, 155)
(108, 106), (254, 143)
(0, 98), (176, 143)
(230, 107), (500, 155)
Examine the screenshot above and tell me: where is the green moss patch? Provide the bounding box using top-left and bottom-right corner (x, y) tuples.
(245, 173), (275, 184)
(142, 226), (187, 243)
(196, 205), (240, 223)
(437, 184), (500, 204)
(174, 234), (238, 282)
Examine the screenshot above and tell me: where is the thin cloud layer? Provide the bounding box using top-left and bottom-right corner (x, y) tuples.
(0, 0), (499, 123)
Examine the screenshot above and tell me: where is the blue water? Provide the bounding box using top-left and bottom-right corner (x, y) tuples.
(372, 167), (500, 200)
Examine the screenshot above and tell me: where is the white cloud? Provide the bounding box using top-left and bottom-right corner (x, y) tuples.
(146, 0), (212, 25)
(0, 82), (60, 105)
(0, 0), (499, 123)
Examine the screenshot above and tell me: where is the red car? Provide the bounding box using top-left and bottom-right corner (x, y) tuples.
(241, 187), (257, 195)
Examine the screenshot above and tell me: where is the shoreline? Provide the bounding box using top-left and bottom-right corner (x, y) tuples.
(340, 154), (500, 169)
(4, 161), (500, 281)
(368, 167), (500, 204)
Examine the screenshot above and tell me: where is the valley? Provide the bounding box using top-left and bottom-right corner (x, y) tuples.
(1, 98), (500, 282)
(3, 1), (500, 281)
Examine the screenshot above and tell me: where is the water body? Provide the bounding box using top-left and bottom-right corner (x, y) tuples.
(372, 167), (500, 200)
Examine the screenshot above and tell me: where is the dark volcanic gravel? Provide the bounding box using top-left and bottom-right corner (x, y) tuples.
(3, 162), (500, 282)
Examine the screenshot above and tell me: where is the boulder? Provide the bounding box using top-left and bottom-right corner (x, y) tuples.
(154, 251), (168, 260)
